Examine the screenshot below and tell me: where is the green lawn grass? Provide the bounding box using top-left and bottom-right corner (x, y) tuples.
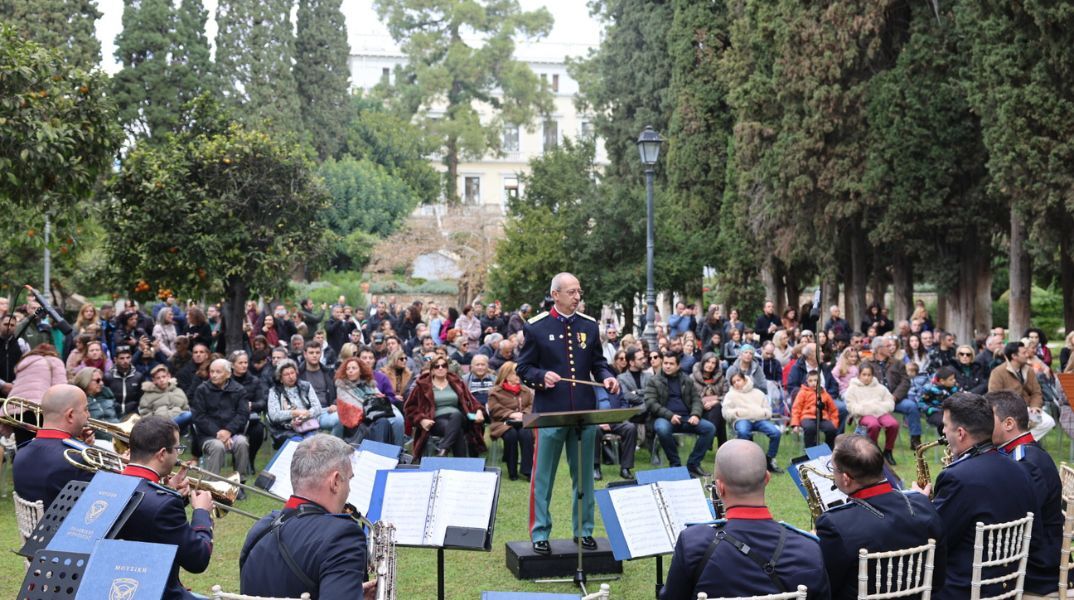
(3, 428), (1069, 599)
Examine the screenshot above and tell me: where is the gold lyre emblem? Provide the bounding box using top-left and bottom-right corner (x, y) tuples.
(109, 577), (139, 600)
(84, 499), (108, 524)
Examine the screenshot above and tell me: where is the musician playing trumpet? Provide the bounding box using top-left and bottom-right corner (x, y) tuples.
(115, 415), (215, 600)
(12, 384), (96, 509)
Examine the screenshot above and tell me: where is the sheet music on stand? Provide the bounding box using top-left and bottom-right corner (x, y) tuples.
(596, 476), (714, 560)
(791, 454), (849, 512)
(265, 439), (400, 516)
(366, 466), (500, 549)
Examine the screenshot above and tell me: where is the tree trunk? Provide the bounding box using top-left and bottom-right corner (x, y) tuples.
(936, 295), (947, 332)
(223, 278), (249, 354)
(821, 279), (839, 318)
(445, 136), (459, 203)
(622, 296), (635, 339)
(1062, 221), (1074, 335)
(892, 250), (913, 322)
(785, 269), (802, 318)
(847, 229), (868, 334)
(946, 247), (978, 347)
(974, 257), (993, 340)
(761, 259), (785, 315)
(869, 249), (888, 309)
(1009, 208), (1032, 339)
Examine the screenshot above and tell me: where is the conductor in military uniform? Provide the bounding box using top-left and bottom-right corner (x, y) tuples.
(661, 439), (830, 600)
(516, 272), (619, 555)
(817, 434), (946, 600)
(240, 434), (374, 599)
(115, 415), (215, 600)
(988, 391), (1062, 599)
(12, 384), (95, 510)
(912, 392), (1035, 600)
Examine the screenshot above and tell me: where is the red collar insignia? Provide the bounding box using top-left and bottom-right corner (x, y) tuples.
(725, 506), (773, 520)
(850, 481), (893, 500)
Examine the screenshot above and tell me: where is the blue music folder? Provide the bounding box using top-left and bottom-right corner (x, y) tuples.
(75, 539), (176, 600)
(358, 438), (404, 459)
(47, 471), (141, 554)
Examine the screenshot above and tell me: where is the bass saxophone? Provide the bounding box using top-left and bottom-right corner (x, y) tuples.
(371, 520), (397, 600)
(914, 437), (951, 498)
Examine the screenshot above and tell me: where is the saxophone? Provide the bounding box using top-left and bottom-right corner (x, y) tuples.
(797, 464), (835, 520)
(914, 437), (951, 498)
(371, 520), (397, 600)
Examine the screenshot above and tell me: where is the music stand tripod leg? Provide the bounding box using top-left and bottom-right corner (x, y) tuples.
(574, 423), (587, 595)
(437, 547), (445, 600)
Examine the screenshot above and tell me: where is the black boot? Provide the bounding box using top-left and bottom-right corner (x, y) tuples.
(910, 435), (921, 451)
(883, 450), (897, 466)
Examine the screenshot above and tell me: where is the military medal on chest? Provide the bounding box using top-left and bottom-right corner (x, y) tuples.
(578, 332), (587, 349)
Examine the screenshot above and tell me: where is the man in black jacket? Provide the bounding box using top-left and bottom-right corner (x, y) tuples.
(645, 352), (716, 478)
(106, 345), (144, 415)
(191, 358), (250, 475)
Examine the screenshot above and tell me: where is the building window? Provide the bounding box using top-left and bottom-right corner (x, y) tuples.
(503, 176), (519, 204)
(552, 74), (559, 93)
(543, 120), (558, 152)
(503, 124), (520, 153)
(464, 176), (481, 204)
(579, 120), (594, 141)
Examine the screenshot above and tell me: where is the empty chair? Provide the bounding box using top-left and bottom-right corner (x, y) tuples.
(857, 539), (937, 599)
(12, 491), (44, 547)
(1059, 507), (1074, 600)
(210, 585), (310, 600)
(697, 585), (808, 599)
(1060, 464), (1074, 502)
(969, 513), (1034, 600)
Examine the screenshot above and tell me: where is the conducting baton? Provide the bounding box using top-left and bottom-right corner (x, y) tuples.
(557, 377), (605, 388)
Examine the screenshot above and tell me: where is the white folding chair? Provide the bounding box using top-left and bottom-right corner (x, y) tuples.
(1060, 464), (1074, 503)
(857, 539), (936, 599)
(698, 585), (808, 599)
(970, 513), (1034, 600)
(1059, 505), (1074, 600)
(582, 583), (612, 599)
(12, 491), (44, 547)
(210, 585), (310, 600)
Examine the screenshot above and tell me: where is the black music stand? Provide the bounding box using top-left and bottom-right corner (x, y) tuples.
(523, 406), (641, 594)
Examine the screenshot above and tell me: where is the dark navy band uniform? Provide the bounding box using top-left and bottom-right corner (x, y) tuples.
(116, 464), (214, 600)
(931, 442), (1035, 600)
(999, 433), (1062, 596)
(816, 481), (946, 600)
(12, 428), (94, 510)
(240, 496), (368, 599)
(515, 308), (615, 413)
(661, 506), (831, 600)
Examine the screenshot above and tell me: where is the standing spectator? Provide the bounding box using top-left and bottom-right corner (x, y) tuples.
(105, 345), (145, 415)
(325, 305), (356, 356)
(456, 305), (482, 345)
(601, 324), (620, 364)
(297, 299), (325, 341)
(177, 342), (211, 398)
(781, 307), (800, 335)
(487, 361), (534, 481)
(754, 300), (780, 343)
(696, 305), (724, 348)
(721, 308), (745, 340)
(845, 363), (898, 464)
(5, 344), (67, 444)
(506, 304), (531, 337)
(186, 306), (213, 349)
(191, 359), (251, 475)
(426, 303), (445, 344)
(668, 302), (695, 338)
(113, 311), (147, 353)
(439, 307), (458, 344)
(230, 350), (267, 469)
(152, 308), (179, 357)
(824, 305), (850, 339)
(481, 303), (507, 338)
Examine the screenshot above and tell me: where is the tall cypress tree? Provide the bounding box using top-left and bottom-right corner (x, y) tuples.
(112, 0), (175, 139)
(171, 0), (214, 111)
(215, 0), (301, 137)
(295, 0), (351, 159)
(0, 0), (101, 69)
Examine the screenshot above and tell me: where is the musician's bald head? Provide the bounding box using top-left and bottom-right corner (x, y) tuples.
(39, 384), (89, 433)
(714, 439), (769, 497)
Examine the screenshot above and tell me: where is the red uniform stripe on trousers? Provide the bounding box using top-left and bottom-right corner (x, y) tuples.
(529, 426), (539, 538)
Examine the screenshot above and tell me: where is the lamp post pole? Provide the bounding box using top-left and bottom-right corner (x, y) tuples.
(643, 165), (657, 348)
(636, 125), (663, 349)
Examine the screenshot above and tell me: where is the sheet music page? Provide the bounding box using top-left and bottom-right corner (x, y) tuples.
(267, 441), (298, 499)
(608, 484), (674, 558)
(426, 470), (498, 546)
(347, 451), (400, 517)
(796, 457), (849, 511)
(657, 478), (714, 536)
(379, 471), (436, 546)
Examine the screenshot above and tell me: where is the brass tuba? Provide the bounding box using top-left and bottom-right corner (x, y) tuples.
(914, 437), (951, 498)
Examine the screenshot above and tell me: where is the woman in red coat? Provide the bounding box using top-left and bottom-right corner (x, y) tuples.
(404, 358), (486, 460)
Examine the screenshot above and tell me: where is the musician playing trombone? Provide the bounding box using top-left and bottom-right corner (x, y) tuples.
(12, 384), (95, 509)
(115, 415), (215, 600)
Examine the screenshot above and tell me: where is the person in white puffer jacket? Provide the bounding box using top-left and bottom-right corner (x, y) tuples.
(844, 363), (898, 465)
(722, 371), (783, 473)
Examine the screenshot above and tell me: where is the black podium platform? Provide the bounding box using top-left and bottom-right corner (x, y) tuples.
(505, 538), (622, 580)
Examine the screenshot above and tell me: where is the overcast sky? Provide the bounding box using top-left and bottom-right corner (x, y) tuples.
(94, 0), (604, 74)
